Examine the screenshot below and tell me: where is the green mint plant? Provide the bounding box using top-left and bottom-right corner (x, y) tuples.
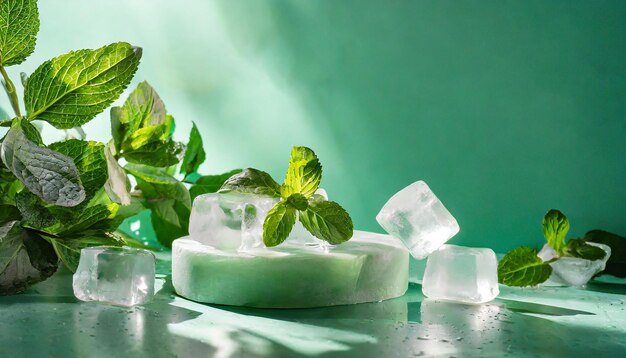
(107, 81), (240, 248)
(498, 209), (607, 287)
(220, 146), (354, 247)
(0, 0), (236, 295)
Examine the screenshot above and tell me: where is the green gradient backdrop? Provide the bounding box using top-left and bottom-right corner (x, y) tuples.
(1, 1), (624, 252)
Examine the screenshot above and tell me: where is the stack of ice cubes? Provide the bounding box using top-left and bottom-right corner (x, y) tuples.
(537, 242), (612, 286)
(376, 180), (499, 303)
(189, 189), (330, 251)
(73, 246), (155, 306)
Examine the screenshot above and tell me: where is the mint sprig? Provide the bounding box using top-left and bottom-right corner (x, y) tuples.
(0, 0), (239, 294)
(220, 146), (354, 247)
(498, 209), (608, 287)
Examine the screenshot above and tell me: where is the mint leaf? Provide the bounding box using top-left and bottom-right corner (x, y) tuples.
(122, 137), (184, 167)
(285, 193), (308, 211)
(563, 238), (607, 261)
(46, 232), (124, 272)
(263, 201), (296, 247)
(15, 191), (57, 229)
(542, 209), (569, 254)
(281, 146), (322, 198)
(0, 168), (23, 205)
(110, 81), (167, 148)
(125, 163), (191, 247)
(585, 230), (625, 278)
(180, 122), (206, 178)
(19, 117), (43, 144)
(189, 169), (242, 200)
(104, 141), (131, 205)
(54, 204), (117, 235)
(220, 168), (281, 197)
(0, 204), (20, 223)
(0, 0), (39, 66)
(49, 139), (107, 203)
(24, 42), (141, 129)
(498, 247), (552, 287)
(298, 199), (353, 245)
(122, 122), (171, 150)
(0, 221), (58, 295)
(111, 82), (184, 167)
(1, 118), (85, 207)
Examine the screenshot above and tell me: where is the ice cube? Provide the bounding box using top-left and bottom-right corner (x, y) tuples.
(538, 243), (611, 286)
(376, 181), (459, 259)
(73, 246), (155, 306)
(189, 192), (278, 250)
(537, 243), (557, 262)
(422, 245), (499, 304)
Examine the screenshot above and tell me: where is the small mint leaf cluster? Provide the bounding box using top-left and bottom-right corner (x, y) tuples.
(498, 209), (607, 287)
(220, 146), (354, 247)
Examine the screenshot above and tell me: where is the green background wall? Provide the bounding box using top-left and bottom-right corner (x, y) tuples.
(2, 0), (624, 252)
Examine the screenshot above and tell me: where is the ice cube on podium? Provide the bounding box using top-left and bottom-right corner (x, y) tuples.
(189, 192), (278, 250)
(73, 246), (155, 306)
(376, 181), (459, 259)
(422, 245), (499, 304)
(538, 243), (611, 286)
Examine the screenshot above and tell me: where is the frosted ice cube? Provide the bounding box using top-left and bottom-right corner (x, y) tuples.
(189, 192), (278, 250)
(538, 243), (611, 286)
(376, 181), (459, 259)
(73, 246), (155, 306)
(422, 245), (499, 304)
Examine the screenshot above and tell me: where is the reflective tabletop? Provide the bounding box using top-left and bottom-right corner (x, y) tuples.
(2, 254), (625, 357)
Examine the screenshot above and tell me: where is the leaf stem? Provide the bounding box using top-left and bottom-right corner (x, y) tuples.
(0, 65), (21, 117)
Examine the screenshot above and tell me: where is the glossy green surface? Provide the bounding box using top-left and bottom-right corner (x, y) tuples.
(1, 1), (624, 254)
(2, 254), (625, 357)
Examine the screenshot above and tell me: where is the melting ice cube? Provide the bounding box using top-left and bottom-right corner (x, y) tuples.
(376, 181), (459, 259)
(190, 189), (335, 251)
(189, 192), (278, 250)
(73, 246), (155, 306)
(422, 245), (499, 304)
(538, 242), (611, 286)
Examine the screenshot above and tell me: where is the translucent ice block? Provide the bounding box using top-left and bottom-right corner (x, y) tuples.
(422, 245), (499, 304)
(538, 243), (611, 286)
(376, 181), (459, 259)
(189, 192), (278, 250)
(73, 246), (155, 306)
(172, 230), (409, 308)
(191, 190), (334, 251)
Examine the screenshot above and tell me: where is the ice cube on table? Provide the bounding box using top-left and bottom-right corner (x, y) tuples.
(189, 192), (278, 250)
(422, 245), (499, 304)
(538, 243), (611, 286)
(172, 230), (409, 308)
(376, 180), (460, 259)
(73, 246), (155, 306)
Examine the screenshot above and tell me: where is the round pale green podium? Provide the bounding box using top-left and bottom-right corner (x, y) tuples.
(172, 231), (409, 308)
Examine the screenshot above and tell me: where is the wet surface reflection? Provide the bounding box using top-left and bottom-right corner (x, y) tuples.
(2, 261), (625, 357)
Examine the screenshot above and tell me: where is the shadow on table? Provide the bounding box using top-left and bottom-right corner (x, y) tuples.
(497, 298), (595, 316)
(584, 281), (626, 295)
(3, 267), (625, 357)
